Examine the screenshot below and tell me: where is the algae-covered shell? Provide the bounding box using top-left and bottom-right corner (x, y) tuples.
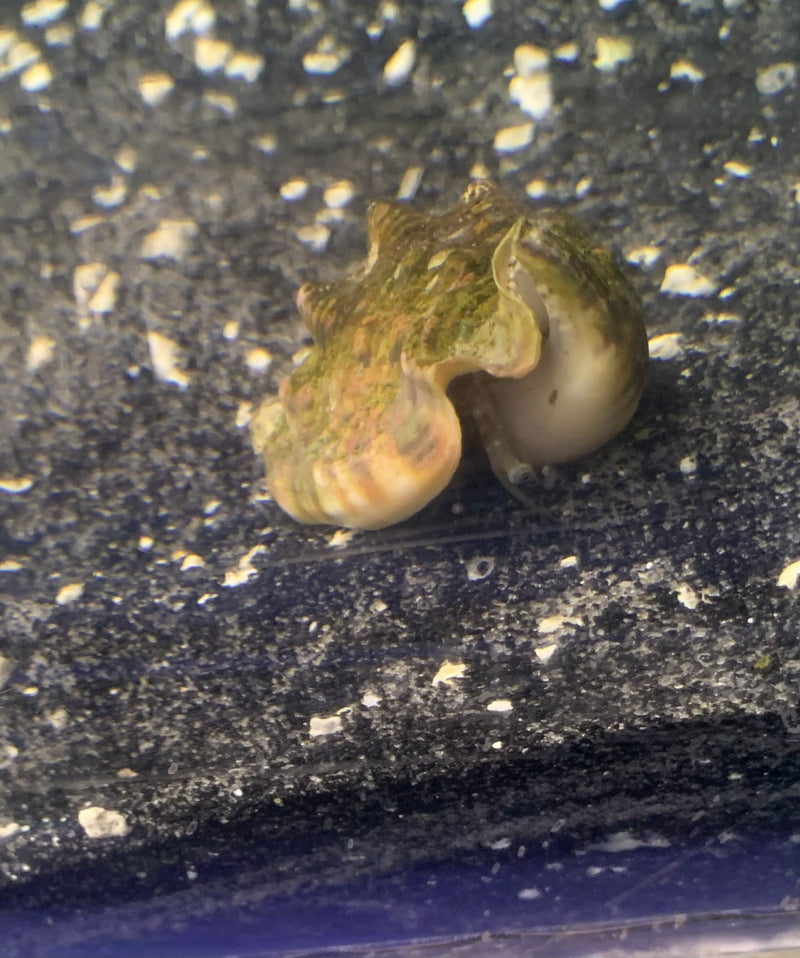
(252, 181), (648, 529)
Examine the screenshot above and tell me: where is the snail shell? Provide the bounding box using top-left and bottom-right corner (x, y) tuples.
(252, 181), (648, 529)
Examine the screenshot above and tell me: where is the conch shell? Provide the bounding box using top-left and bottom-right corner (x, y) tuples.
(252, 181), (648, 530)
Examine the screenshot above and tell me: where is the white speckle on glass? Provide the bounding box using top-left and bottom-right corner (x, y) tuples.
(0, 35), (41, 81)
(593, 35), (633, 72)
(626, 245), (660, 268)
(193, 35), (232, 73)
(78, 806), (129, 839)
(575, 176), (592, 198)
(670, 59), (705, 83)
(21, 0), (68, 28)
(509, 73), (552, 120)
(202, 91), (236, 115)
(309, 714), (343, 737)
(225, 51), (264, 83)
(323, 180), (355, 209)
(20, 60), (52, 91)
(56, 582), (84, 605)
(79, 1), (111, 32)
(382, 39), (416, 87)
(493, 122), (534, 153)
(722, 160), (752, 178)
(252, 132), (277, 154)
(525, 178), (548, 199)
(235, 401), (252, 429)
(465, 556), (495, 581)
(486, 699), (513, 713)
(777, 560), (800, 590)
(534, 643), (557, 664)
(280, 177), (309, 201)
(222, 546), (265, 588)
(660, 264), (716, 297)
(648, 332), (684, 360)
(26, 335), (56, 371)
(513, 44), (549, 76)
(295, 223), (330, 252)
(554, 42), (578, 63)
(73, 263), (120, 315)
(432, 660), (467, 687)
(538, 614), (583, 634)
(245, 347), (273, 374)
(0, 477), (34, 495)
(303, 36), (350, 76)
(755, 62), (796, 96)
(138, 71), (174, 106)
(327, 529), (355, 549)
(518, 886), (541, 900)
(140, 219), (198, 261)
(165, 0), (215, 42)
(44, 21), (74, 46)
(676, 583), (699, 609)
(92, 175), (127, 209)
(115, 145), (137, 173)
(147, 331), (190, 389)
(462, 0), (492, 30)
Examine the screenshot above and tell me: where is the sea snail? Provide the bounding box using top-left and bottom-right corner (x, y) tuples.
(252, 181), (648, 530)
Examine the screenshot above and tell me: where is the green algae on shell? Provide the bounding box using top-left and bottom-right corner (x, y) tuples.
(252, 180), (648, 530)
